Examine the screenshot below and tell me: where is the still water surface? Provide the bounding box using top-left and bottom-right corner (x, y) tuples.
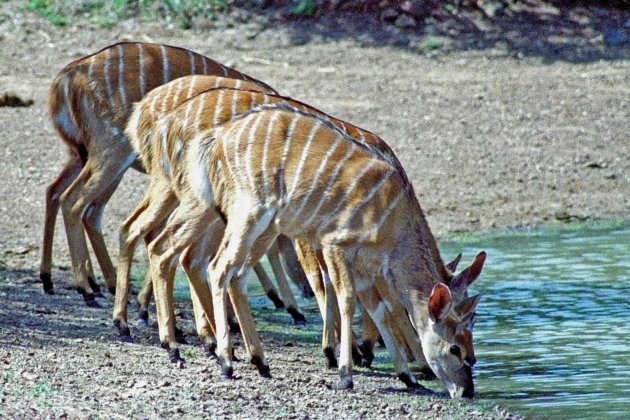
(440, 223), (630, 419)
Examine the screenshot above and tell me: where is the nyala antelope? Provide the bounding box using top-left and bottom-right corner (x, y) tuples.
(126, 82), (485, 397)
(125, 75), (445, 378)
(44, 41), (311, 308)
(113, 75), (310, 353)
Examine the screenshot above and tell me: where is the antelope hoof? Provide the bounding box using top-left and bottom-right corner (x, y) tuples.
(398, 372), (425, 390)
(267, 290), (285, 309)
(419, 365), (437, 381)
(174, 327), (188, 344)
(359, 342), (374, 368)
(202, 342), (218, 359)
(220, 364), (234, 380)
(167, 347), (185, 367)
(83, 293), (101, 308)
(87, 277), (102, 297)
(323, 347), (338, 369)
(40, 273), (54, 295)
(251, 356), (272, 378)
(108, 286), (116, 296)
(287, 307), (307, 325)
(114, 320), (134, 343)
(228, 318), (241, 335)
(338, 375), (354, 391)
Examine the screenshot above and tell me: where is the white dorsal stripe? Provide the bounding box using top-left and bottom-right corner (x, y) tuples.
(301, 141), (355, 229)
(117, 44), (128, 112)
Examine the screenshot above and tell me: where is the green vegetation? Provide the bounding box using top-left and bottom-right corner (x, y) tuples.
(25, 0), (229, 28)
(289, 0), (316, 17)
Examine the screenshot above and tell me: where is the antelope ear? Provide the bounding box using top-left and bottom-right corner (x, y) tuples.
(455, 294), (482, 319)
(445, 253), (462, 272)
(451, 251), (487, 291)
(428, 283), (452, 323)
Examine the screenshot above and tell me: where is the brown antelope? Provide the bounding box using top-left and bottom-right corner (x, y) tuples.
(202, 105), (485, 396)
(126, 83), (485, 396)
(44, 41), (311, 310)
(113, 75), (311, 349)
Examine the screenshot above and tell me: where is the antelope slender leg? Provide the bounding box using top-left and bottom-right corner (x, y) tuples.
(267, 242), (306, 325)
(82, 174), (123, 295)
(180, 229), (219, 358)
(146, 197), (217, 365)
(40, 158), (81, 294)
(252, 263), (285, 309)
(60, 154), (133, 306)
(112, 179), (177, 340)
(322, 245), (356, 390)
(360, 305), (379, 368)
(276, 234), (313, 298)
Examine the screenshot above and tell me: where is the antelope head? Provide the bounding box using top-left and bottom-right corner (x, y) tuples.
(420, 279), (483, 399)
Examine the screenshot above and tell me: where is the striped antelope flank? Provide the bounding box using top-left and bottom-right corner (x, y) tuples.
(127, 82), (447, 380)
(198, 105), (485, 396)
(113, 75), (308, 354)
(43, 41), (279, 307)
(130, 89), (488, 395)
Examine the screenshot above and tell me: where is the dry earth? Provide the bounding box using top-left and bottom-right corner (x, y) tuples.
(0, 1), (629, 418)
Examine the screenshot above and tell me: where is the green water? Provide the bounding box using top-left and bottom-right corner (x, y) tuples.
(440, 223), (630, 419)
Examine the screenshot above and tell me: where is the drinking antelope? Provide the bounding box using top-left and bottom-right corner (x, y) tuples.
(126, 83), (485, 397)
(44, 41), (312, 309)
(113, 75), (314, 352)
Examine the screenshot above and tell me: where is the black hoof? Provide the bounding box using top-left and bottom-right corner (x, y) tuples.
(338, 376), (354, 390)
(419, 365), (437, 381)
(323, 347), (337, 369)
(220, 365), (234, 380)
(114, 319), (133, 342)
(93, 291), (105, 299)
(167, 347), (185, 367)
(83, 293), (101, 308)
(40, 273), (54, 295)
(287, 307), (307, 325)
(267, 290), (285, 309)
(359, 341), (374, 368)
(108, 286), (116, 296)
(398, 372), (425, 389)
(87, 277), (102, 296)
(203, 342), (218, 359)
(251, 356), (272, 378)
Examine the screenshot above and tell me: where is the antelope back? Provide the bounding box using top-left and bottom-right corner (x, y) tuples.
(48, 42), (273, 159)
(126, 75), (274, 174)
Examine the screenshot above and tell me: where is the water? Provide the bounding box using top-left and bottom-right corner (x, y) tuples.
(440, 223), (630, 419)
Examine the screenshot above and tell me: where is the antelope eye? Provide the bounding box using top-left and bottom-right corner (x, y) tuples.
(449, 345), (462, 358)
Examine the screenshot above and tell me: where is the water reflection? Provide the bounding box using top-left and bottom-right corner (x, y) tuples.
(441, 223), (630, 419)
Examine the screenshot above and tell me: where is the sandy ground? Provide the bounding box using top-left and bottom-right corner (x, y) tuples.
(0, 1), (628, 418)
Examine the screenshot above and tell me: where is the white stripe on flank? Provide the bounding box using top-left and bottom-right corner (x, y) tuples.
(103, 48), (114, 108)
(278, 113), (301, 194)
(231, 90), (238, 118)
(117, 45), (128, 112)
(172, 77), (186, 107)
(234, 79), (242, 89)
(187, 136), (214, 205)
(260, 111), (281, 198)
(159, 79), (177, 114)
(211, 90), (226, 128)
(202, 56), (208, 75)
(87, 55), (103, 102)
(182, 78), (199, 127)
(300, 141), (354, 229)
(149, 88), (161, 117)
(160, 45), (169, 84)
(358, 187), (404, 243)
(188, 50), (196, 74)
(316, 157), (376, 234)
(221, 65), (229, 77)
(231, 113), (256, 192)
(288, 135), (342, 227)
(213, 76), (222, 88)
(244, 112), (266, 195)
(286, 120), (322, 201)
(338, 167), (394, 231)
(220, 120), (246, 192)
(138, 43), (146, 98)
